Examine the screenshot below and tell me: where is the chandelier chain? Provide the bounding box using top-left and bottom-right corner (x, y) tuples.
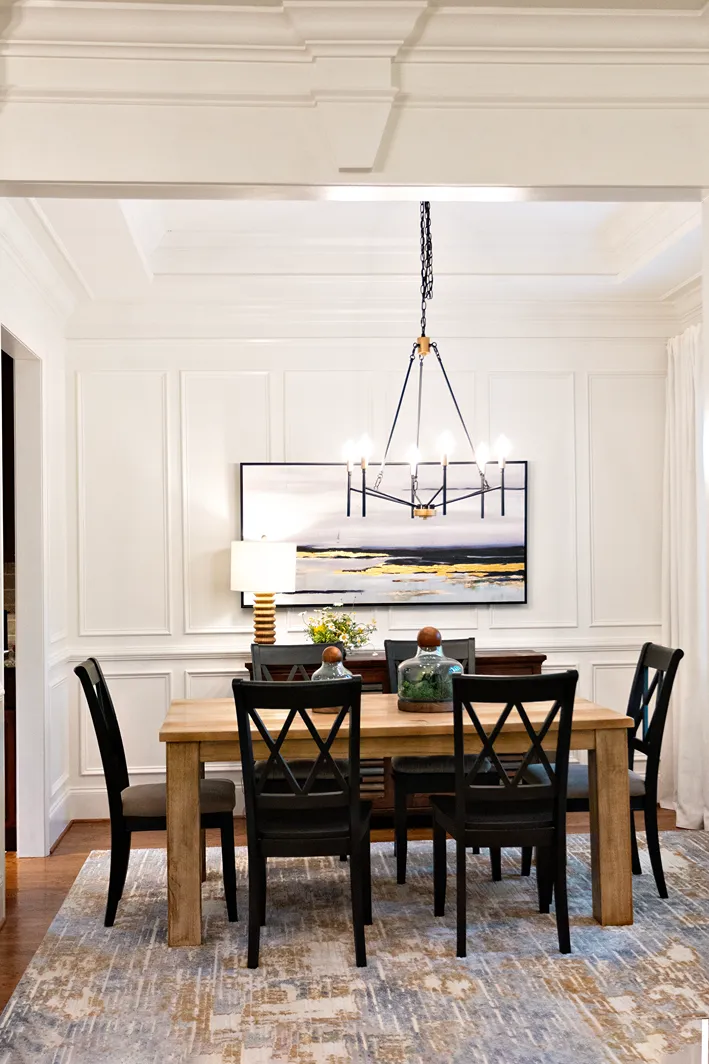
(419, 201), (433, 336)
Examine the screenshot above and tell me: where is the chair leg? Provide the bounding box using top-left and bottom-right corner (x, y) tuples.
(105, 829), (131, 927)
(630, 813), (642, 876)
(247, 851), (262, 969)
(362, 830), (372, 926)
(394, 779), (408, 885)
(456, 836), (467, 958)
(220, 818), (238, 922)
(554, 839), (571, 955)
(433, 818), (447, 917)
(349, 847), (367, 967)
(521, 846), (533, 877)
(340, 855), (348, 862)
(536, 847), (552, 915)
(259, 857), (267, 926)
(471, 846), (480, 855)
(489, 846), (502, 882)
(644, 801), (668, 899)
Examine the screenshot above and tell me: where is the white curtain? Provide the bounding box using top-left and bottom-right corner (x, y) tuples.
(659, 322), (709, 828)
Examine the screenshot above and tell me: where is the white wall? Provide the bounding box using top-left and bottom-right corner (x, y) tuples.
(0, 202), (72, 883)
(64, 320), (667, 817)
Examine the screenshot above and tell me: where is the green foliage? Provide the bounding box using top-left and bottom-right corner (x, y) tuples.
(301, 606), (377, 652)
(399, 670), (454, 702)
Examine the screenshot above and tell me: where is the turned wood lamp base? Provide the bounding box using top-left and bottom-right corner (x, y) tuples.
(252, 592), (276, 645)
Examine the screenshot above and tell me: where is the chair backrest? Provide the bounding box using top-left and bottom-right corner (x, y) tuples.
(74, 657), (129, 820)
(233, 677), (363, 835)
(450, 671), (578, 829)
(384, 637), (476, 693)
(626, 642), (683, 787)
(251, 642), (346, 682)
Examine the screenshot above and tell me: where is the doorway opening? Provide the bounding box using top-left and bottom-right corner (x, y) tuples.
(2, 350), (15, 853)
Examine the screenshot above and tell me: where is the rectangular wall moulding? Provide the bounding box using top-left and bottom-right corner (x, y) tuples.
(80, 671), (172, 777)
(589, 373), (665, 628)
(77, 371), (171, 636)
(181, 371), (271, 634)
(489, 372), (577, 630)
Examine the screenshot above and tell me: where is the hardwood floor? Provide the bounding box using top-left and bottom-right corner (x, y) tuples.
(0, 809), (677, 1013)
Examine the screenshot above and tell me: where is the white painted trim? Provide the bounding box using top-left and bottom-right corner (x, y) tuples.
(587, 370), (667, 628)
(76, 371), (173, 637)
(78, 669), (173, 778)
(179, 370), (271, 635)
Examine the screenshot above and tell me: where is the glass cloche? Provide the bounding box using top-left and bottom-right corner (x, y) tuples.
(312, 646), (353, 682)
(397, 627), (463, 712)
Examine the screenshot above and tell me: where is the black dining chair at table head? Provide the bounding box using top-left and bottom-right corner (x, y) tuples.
(75, 656), (237, 928)
(522, 641), (683, 897)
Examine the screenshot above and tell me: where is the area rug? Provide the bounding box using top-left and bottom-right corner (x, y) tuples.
(1, 834), (709, 1064)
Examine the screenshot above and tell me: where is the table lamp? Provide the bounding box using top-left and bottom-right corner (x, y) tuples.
(230, 539), (297, 644)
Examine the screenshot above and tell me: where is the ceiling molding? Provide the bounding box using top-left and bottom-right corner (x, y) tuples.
(0, 200), (77, 319)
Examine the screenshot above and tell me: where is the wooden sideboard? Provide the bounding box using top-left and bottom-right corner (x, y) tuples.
(244, 647), (546, 821)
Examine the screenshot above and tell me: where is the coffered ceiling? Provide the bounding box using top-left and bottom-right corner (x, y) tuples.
(15, 197), (700, 333)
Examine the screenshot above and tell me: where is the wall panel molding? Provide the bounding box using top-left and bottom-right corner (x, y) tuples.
(588, 371), (665, 629)
(79, 669), (172, 777)
(488, 371), (578, 631)
(180, 370), (271, 635)
(77, 370), (172, 636)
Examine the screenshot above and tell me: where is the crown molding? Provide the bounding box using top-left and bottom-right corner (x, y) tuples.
(0, 201), (77, 319)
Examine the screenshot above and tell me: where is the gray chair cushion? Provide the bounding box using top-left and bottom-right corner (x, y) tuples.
(525, 762), (645, 799)
(121, 778), (236, 819)
(392, 755), (490, 776)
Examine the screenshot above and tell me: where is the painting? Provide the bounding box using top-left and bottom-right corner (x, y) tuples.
(239, 462), (527, 607)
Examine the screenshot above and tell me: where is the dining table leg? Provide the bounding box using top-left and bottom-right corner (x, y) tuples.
(167, 740), (202, 946)
(588, 727), (633, 926)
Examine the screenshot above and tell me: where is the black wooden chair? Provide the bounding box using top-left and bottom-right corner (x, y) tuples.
(251, 642), (346, 681)
(75, 657), (238, 927)
(522, 642), (683, 897)
(233, 676), (371, 968)
(387, 638), (488, 884)
(431, 670), (578, 956)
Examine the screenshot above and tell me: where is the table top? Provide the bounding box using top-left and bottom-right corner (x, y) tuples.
(160, 692), (632, 744)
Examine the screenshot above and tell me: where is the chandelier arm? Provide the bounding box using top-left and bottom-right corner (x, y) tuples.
(374, 345), (417, 490)
(446, 487), (498, 505)
(431, 342), (477, 463)
(356, 488), (416, 508)
(425, 484), (444, 508)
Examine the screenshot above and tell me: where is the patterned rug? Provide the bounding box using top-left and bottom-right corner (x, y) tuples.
(1, 834), (709, 1063)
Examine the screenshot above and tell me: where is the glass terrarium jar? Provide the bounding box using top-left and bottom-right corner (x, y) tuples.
(397, 627), (463, 712)
(312, 645), (352, 682)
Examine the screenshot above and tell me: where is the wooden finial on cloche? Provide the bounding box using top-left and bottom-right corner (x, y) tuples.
(417, 626), (442, 648)
(322, 645), (343, 664)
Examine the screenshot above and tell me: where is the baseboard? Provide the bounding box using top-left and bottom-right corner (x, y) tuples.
(49, 819), (74, 854)
(49, 780), (72, 851)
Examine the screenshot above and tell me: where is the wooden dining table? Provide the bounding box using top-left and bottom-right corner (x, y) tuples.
(160, 692), (634, 947)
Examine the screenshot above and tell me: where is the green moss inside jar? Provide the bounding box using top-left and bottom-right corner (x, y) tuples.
(397, 627), (463, 713)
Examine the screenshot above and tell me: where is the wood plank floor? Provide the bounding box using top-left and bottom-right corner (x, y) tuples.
(0, 810), (677, 1013)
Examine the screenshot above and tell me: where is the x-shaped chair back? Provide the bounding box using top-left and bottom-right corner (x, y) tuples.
(626, 642), (684, 779)
(451, 671), (578, 826)
(251, 642), (346, 682)
(233, 677), (363, 823)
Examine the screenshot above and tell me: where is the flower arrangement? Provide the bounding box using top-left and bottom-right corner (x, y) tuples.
(302, 606), (377, 652)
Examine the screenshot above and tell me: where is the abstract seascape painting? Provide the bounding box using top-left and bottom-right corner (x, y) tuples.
(240, 462), (527, 607)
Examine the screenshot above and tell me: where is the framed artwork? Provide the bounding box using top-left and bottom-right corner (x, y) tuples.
(239, 461), (527, 608)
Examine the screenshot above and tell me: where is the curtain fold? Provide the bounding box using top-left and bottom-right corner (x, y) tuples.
(659, 322), (708, 829)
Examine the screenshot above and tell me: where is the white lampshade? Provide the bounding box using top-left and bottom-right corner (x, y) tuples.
(230, 540), (297, 594)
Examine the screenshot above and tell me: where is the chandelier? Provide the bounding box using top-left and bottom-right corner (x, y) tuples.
(344, 202), (512, 520)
